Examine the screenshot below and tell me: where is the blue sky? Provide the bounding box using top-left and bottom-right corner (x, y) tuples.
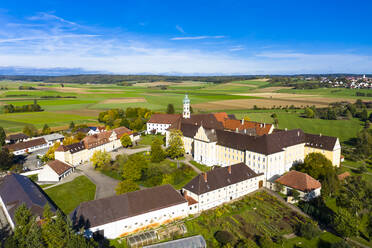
(0, 0), (372, 75)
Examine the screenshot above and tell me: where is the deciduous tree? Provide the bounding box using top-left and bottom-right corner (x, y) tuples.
(115, 179), (139, 195)
(42, 142), (61, 162)
(151, 138), (165, 162)
(166, 129), (185, 159)
(42, 124), (51, 135)
(90, 150), (111, 169)
(120, 133), (132, 148)
(333, 208), (358, 237)
(166, 104), (175, 114)
(0, 126), (6, 146)
(122, 153), (146, 181)
(23, 124), (38, 137)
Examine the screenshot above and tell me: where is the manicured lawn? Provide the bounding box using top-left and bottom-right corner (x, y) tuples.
(44, 176), (96, 214)
(138, 134), (164, 146)
(189, 160), (211, 172)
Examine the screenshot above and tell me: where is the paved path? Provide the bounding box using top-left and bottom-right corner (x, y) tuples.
(79, 162), (120, 199)
(109, 146), (151, 159)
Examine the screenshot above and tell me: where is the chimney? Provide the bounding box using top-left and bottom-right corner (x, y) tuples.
(320, 133), (322, 137)
(244, 129), (247, 134)
(228, 166), (231, 174)
(263, 123), (266, 127)
(285, 128), (287, 131)
(235, 128), (239, 133)
(203, 173), (207, 183)
(241, 119), (244, 125)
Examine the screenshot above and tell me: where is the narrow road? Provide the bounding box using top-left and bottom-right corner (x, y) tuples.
(79, 162), (120, 199)
(109, 146), (151, 159)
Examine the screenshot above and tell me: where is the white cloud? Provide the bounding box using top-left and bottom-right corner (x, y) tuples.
(0, 12), (372, 74)
(28, 12), (77, 26)
(175, 25), (185, 34)
(171, 35), (225, 40)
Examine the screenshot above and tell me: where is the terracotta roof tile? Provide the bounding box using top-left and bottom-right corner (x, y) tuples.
(47, 160), (72, 175)
(337, 172), (350, 180)
(113, 126), (132, 139)
(148, 114), (182, 124)
(223, 119), (273, 136)
(276, 170), (321, 192)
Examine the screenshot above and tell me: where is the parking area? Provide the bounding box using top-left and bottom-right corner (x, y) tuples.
(21, 148), (49, 170)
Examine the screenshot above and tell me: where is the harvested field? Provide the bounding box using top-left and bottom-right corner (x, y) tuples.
(37, 87), (121, 94)
(250, 86), (292, 93)
(192, 97), (351, 110)
(101, 97), (146, 104)
(236, 92), (316, 98)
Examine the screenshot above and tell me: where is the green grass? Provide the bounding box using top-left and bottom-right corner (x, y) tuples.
(189, 160), (211, 172)
(278, 87), (372, 99)
(138, 134), (163, 146)
(229, 110), (364, 143)
(44, 176), (96, 214)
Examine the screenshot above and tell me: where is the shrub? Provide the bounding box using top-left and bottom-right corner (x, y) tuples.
(257, 235), (274, 248)
(214, 230), (235, 246)
(296, 222), (320, 240)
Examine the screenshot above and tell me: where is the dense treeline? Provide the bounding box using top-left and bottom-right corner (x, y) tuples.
(3, 103), (43, 113)
(0, 75), (259, 84)
(18, 85), (36, 90)
(98, 107), (152, 131)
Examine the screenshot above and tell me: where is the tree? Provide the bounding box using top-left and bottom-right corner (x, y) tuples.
(0, 126), (6, 146)
(274, 182), (284, 193)
(333, 208), (358, 237)
(151, 138), (165, 162)
(161, 174), (174, 185)
(120, 133), (132, 148)
(243, 116), (251, 121)
(0, 147), (13, 171)
(69, 121), (75, 130)
(115, 179), (139, 195)
(166, 103), (175, 114)
(304, 108), (315, 118)
(356, 128), (372, 158)
(4, 204), (45, 248)
(122, 153), (146, 181)
(367, 214), (372, 239)
(257, 235), (274, 248)
(42, 124), (51, 135)
(23, 124), (38, 137)
(90, 150), (111, 169)
(190, 106), (194, 114)
(166, 129), (185, 159)
(291, 189), (301, 201)
(42, 142), (61, 162)
(296, 222), (320, 240)
(361, 108), (368, 121)
(214, 231), (235, 246)
(63, 136), (79, 145)
(336, 176), (370, 217)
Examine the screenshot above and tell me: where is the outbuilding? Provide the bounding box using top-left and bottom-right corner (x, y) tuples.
(38, 160), (74, 182)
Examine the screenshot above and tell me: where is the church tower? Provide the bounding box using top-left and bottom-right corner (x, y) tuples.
(183, 94), (190, 119)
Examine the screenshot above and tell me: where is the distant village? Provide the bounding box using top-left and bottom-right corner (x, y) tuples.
(319, 75), (371, 89)
(0, 95), (344, 246)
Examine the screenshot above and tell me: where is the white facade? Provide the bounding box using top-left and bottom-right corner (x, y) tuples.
(183, 94), (190, 119)
(147, 123), (172, 135)
(37, 164), (73, 182)
(12, 142), (49, 156)
(87, 202), (188, 239)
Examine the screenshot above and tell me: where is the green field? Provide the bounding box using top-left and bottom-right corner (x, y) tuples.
(0, 80), (369, 143)
(44, 176), (96, 214)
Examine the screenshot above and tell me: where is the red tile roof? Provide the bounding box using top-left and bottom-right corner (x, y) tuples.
(276, 170), (321, 192)
(47, 160), (72, 175)
(337, 172), (350, 180)
(148, 114), (181, 124)
(213, 112), (229, 123)
(82, 131), (113, 149)
(113, 126), (132, 139)
(223, 119), (273, 136)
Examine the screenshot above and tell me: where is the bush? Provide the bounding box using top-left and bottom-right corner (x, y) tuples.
(214, 230), (235, 246)
(257, 235), (274, 248)
(296, 222), (320, 240)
